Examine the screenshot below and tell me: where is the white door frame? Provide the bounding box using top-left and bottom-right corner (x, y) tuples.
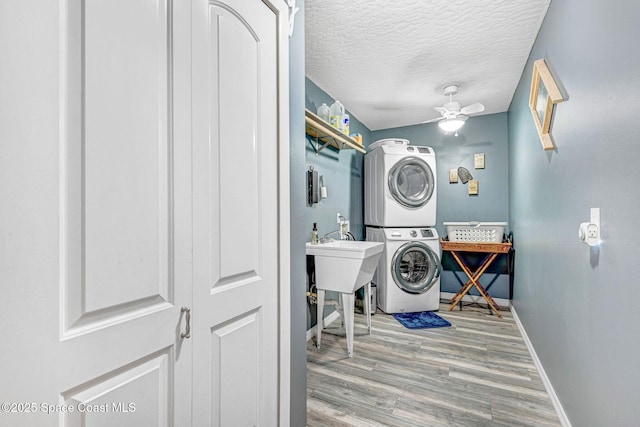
(268, 0), (291, 424)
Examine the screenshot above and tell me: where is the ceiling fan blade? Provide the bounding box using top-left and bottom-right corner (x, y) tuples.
(460, 102), (485, 115)
(421, 117), (443, 124)
(434, 107), (449, 114)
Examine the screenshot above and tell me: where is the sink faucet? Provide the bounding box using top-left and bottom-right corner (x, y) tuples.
(320, 213), (351, 242)
(321, 229), (342, 243)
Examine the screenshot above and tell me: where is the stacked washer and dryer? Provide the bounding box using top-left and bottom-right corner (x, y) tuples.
(365, 139), (441, 313)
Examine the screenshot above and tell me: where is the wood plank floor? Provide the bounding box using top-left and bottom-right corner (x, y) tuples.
(307, 302), (561, 427)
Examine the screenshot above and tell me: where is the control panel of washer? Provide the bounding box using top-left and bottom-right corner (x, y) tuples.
(420, 229), (434, 238)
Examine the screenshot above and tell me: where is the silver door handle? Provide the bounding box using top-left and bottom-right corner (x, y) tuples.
(181, 306), (191, 339)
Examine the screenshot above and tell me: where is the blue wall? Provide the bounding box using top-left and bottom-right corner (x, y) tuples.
(372, 115), (511, 298)
(508, 0), (640, 425)
(304, 79), (373, 327)
(305, 79), (372, 241)
(288, 1), (307, 424)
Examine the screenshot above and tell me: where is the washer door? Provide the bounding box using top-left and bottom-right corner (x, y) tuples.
(388, 156), (435, 208)
(391, 242), (440, 294)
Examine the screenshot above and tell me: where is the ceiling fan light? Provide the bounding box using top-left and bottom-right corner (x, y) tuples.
(438, 117), (467, 132)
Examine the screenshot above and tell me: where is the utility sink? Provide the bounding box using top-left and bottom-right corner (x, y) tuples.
(306, 241), (383, 293)
(307, 240), (384, 357)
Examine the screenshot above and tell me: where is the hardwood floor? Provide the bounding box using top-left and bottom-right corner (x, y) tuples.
(307, 302), (561, 427)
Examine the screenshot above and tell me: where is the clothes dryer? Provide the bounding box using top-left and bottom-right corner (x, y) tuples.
(364, 139), (437, 227)
(366, 226), (441, 313)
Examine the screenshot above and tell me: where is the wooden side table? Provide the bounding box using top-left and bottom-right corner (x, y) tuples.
(440, 239), (513, 318)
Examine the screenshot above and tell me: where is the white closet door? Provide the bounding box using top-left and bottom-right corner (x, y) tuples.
(191, 0), (283, 425)
(1, 0), (288, 425)
(1, 0), (192, 425)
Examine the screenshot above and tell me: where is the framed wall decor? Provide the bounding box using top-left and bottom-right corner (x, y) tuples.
(529, 59), (564, 151)
(468, 179), (478, 196)
(474, 153), (485, 169)
(449, 168), (458, 183)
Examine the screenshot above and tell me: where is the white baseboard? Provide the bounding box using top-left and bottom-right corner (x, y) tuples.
(306, 310), (341, 342)
(440, 292), (510, 308)
(510, 303), (572, 427)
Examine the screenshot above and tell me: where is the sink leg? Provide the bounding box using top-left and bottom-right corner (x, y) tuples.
(365, 282), (372, 334)
(338, 293), (345, 330)
(316, 289), (325, 349)
(341, 292), (355, 357)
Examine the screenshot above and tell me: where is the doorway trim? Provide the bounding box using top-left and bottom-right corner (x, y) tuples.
(267, 0), (292, 425)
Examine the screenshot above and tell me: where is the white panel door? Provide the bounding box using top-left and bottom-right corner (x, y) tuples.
(1, 0), (192, 425)
(191, 0), (281, 425)
(2, 0), (288, 424)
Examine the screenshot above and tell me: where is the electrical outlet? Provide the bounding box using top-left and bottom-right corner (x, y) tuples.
(341, 221), (349, 235)
(579, 208), (600, 247)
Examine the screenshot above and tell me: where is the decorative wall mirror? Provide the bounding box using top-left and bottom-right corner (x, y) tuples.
(529, 59), (564, 151)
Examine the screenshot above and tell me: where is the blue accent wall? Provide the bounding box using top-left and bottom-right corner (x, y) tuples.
(303, 79), (373, 327)
(305, 78), (372, 242)
(372, 115), (511, 298)
(288, 1), (307, 424)
(508, 0), (640, 425)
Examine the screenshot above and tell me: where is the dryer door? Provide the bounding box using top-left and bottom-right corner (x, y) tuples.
(388, 156), (435, 208)
(391, 242), (440, 294)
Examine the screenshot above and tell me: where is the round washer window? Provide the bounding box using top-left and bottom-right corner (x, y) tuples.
(388, 157), (434, 208)
(391, 242), (440, 294)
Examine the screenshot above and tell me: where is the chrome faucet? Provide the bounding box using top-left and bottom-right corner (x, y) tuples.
(320, 213), (351, 242)
(321, 229), (342, 243)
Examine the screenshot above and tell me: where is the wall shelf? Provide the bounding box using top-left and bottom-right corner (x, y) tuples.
(305, 108), (365, 154)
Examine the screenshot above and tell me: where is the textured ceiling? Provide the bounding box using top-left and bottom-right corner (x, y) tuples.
(305, 0), (551, 131)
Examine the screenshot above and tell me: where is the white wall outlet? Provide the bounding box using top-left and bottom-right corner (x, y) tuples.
(579, 208), (600, 246)
(341, 220), (349, 235)
(337, 212), (341, 224)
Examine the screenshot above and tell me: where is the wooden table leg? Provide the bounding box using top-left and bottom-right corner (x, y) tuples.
(448, 251), (503, 318)
(449, 252), (493, 309)
(448, 251), (484, 304)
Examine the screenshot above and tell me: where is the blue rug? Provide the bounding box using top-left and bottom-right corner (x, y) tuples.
(392, 311), (451, 329)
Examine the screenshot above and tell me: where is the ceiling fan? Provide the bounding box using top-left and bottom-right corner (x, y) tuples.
(423, 85), (485, 135)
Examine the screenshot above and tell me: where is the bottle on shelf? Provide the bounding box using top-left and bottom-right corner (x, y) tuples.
(311, 223), (319, 245)
(342, 113), (350, 135)
(316, 103), (330, 123)
(329, 100), (344, 131)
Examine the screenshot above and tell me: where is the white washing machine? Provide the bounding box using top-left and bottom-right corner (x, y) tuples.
(366, 226), (441, 313)
(364, 138), (437, 227)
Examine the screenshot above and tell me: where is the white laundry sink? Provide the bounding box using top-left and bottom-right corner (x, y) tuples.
(306, 241), (383, 293)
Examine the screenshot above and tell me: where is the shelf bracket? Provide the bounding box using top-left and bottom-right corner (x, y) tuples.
(315, 138), (333, 155)
(307, 135), (333, 156)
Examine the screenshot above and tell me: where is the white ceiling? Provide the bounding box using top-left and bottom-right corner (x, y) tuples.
(305, 0), (551, 131)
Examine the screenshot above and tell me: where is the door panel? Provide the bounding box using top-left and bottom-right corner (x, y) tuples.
(58, 0), (191, 422)
(216, 7), (260, 283)
(61, 0), (173, 334)
(211, 312), (260, 426)
(192, 0), (279, 425)
(0, 0), (190, 424)
(63, 349), (172, 427)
